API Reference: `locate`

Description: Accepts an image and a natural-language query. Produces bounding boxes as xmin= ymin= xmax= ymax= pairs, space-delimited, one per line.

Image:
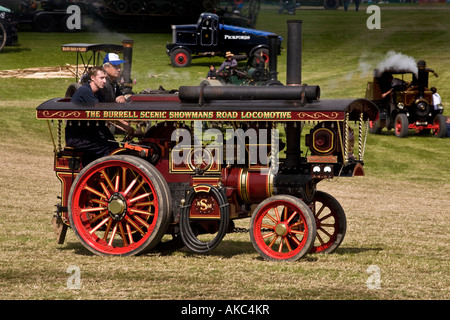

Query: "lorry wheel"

xmin=394 ymin=113 xmax=409 ymax=138
xmin=309 ymin=191 xmax=346 ymax=254
xmin=170 ymin=48 xmax=191 ymax=67
xmin=33 ymin=13 xmax=56 ymax=32
xmin=323 ymin=0 xmax=339 ymax=10
xmin=432 ymin=114 xmax=446 ymax=138
xmin=251 ymin=48 xmax=269 ymax=64
xmin=68 ymin=155 xmax=171 ymax=256
xmin=250 ymin=195 xmax=316 ymax=261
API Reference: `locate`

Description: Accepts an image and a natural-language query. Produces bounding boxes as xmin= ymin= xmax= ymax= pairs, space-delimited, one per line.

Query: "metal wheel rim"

xmin=69 ymin=159 xmax=161 ymax=255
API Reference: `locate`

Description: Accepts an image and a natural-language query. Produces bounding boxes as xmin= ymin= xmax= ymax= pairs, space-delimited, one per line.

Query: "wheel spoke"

xmin=123 ymin=177 xmax=138 ymax=197
xmin=319 ymin=212 xmax=333 ymax=222
xmin=87 ymin=210 xmax=109 ymax=224
xmin=283 ymin=237 xmax=293 ymax=252
xmin=100 ymin=182 xmax=111 ymax=199
xmin=263 ymin=231 xmax=276 ymax=239
xmin=118 ymin=222 xmax=128 ymax=247
xmin=125 ymin=216 xmax=145 ymax=236
xmin=315 ymin=203 xmax=326 ymax=218
xmin=126 ymin=222 xmax=134 ymax=244
xmin=114 ymin=175 xmax=120 ymax=192
xmin=100 ymin=169 xmax=114 ymax=191
xmin=129 ymin=179 xmax=146 ymax=198
xmin=274 ymin=206 xmax=281 ymax=221
xmin=268 ymin=234 xmax=279 ymax=248
xmin=84 ymin=185 xmax=107 ymax=200
xmin=81 ymin=206 xmax=107 ymax=213
xmin=103 ymin=219 xmax=113 ymax=241
xmin=90 ymin=217 xmax=110 ymax=234
xmin=286 ymin=211 xmax=298 ymax=224
xmin=129 ymin=192 xmax=152 ymax=203
xmin=108 ymin=223 xmax=118 ymax=246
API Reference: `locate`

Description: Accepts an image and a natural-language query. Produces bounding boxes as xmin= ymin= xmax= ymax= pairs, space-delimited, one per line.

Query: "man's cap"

xmin=103 ymin=53 xmax=126 ymax=65
xmin=225 ymin=51 xmax=234 ymax=58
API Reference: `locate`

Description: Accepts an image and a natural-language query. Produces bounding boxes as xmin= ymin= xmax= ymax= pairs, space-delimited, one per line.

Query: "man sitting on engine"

xmin=97 ymin=53 xmax=127 ymax=103
xmin=218 ymin=51 xmax=238 ymax=74
xmin=66 ymin=66 xmax=119 ymax=165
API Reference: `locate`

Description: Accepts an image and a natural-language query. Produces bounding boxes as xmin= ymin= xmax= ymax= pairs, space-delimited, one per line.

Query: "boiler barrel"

xmin=178 ymin=85 xmax=320 ymax=102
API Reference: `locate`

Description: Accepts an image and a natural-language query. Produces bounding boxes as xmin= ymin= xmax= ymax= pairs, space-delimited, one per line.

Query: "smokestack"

xmin=122 ymin=39 xmax=134 ymax=94
xmin=417 ymin=60 xmax=427 ymax=97
xmin=284 ymin=20 xmax=303 ymax=170
xmin=286 ymin=20 xmax=302 ymax=86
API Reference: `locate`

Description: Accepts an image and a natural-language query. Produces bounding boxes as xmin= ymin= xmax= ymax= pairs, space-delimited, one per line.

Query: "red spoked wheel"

xmin=309 ymin=191 xmax=346 ymax=254
xmin=250 ymin=195 xmax=316 ymax=261
xmin=68 ymin=155 xmax=171 ymax=256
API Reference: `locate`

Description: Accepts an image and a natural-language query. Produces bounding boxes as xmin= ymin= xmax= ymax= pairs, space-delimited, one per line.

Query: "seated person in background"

xmin=381 ymin=74 xmax=406 ymax=99
xmin=206 ymin=65 xmax=216 ymax=79
xmin=218 ymin=52 xmax=237 ymax=73
xmin=66 ymin=66 xmax=119 ymax=165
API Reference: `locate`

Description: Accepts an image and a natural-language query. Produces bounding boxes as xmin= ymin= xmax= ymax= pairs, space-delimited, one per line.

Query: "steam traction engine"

xmin=36 ymin=21 xmax=378 ymax=261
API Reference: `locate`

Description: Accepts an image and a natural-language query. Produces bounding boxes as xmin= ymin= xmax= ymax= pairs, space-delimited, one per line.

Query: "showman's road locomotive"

xmin=36 ymin=20 xmax=379 ymax=261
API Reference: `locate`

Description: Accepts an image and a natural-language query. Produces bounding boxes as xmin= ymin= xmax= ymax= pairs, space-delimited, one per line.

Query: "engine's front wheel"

xmin=68 ymin=155 xmax=171 ymax=256
xmin=250 ymin=195 xmax=316 ymax=261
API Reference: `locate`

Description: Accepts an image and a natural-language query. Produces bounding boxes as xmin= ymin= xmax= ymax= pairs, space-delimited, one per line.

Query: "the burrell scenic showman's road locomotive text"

xmin=36 ymin=20 xmax=379 ymax=261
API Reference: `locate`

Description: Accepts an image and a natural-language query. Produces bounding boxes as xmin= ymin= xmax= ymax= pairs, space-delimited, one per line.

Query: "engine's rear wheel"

xmin=68 ymin=155 xmax=171 ymax=256
xmin=250 ymin=195 xmax=316 ymax=261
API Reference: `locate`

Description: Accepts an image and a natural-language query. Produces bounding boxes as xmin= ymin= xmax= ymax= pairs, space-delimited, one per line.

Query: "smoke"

xmin=374 ymin=51 xmax=418 ymax=76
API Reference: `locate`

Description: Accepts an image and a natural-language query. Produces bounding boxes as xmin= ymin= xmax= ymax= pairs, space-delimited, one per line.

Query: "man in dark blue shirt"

xmin=66 ymin=66 xmax=119 ymax=165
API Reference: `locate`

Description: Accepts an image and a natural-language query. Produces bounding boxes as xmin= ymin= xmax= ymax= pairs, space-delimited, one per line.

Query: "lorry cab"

xmin=167 ymin=12 xmax=281 ymax=67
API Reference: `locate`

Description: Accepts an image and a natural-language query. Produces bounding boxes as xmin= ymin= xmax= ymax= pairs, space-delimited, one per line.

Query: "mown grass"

xmin=0 ymin=4 xmax=449 ymax=301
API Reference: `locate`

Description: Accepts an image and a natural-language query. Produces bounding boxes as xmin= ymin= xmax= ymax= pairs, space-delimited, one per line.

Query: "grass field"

xmin=0 ymin=4 xmax=449 ymax=302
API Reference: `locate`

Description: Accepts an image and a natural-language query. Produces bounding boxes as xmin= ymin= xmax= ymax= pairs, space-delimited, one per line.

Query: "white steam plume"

xmin=375 ymin=51 xmax=418 ymax=76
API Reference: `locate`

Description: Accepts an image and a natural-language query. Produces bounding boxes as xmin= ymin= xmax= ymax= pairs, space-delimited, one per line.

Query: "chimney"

xmin=122 ymin=39 xmax=134 ymax=94
xmin=286 ymin=20 xmax=302 ymax=86
xmin=284 ymin=20 xmax=303 ymax=170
